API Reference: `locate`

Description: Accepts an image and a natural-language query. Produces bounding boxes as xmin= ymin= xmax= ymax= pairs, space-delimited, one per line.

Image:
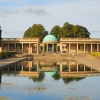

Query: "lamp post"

xmin=0 ymin=26 xmax=2 ymax=52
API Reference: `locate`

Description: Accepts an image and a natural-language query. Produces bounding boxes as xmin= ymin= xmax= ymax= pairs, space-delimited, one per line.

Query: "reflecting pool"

xmin=0 ymin=60 xmax=100 ymax=100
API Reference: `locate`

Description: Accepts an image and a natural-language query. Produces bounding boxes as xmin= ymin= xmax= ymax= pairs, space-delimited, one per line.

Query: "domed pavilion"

xmin=42 ymin=34 xmax=58 ymax=53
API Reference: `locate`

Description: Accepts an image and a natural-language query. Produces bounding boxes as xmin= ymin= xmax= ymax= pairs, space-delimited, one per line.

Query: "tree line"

xmin=23 ymin=22 xmax=90 ymax=42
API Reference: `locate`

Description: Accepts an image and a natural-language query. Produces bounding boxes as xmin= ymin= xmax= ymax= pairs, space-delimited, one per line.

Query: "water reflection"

xmin=0 ymin=60 xmax=100 ymax=84
xmin=30 ymin=72 xmax=45 ymax=82
xmin=0 ymin=60 xmax=100 ymax=100
xmin=62 ymin=77 xmax=85 ymax=84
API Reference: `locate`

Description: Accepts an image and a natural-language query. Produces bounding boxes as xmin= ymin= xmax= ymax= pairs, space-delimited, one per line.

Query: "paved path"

xmin=0 ymin=57 xmax=27 ymax=69
xmin=74 ymin=56 xmax=100 ymax=72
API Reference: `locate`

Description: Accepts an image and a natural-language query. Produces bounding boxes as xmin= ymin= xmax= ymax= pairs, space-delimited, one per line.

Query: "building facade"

xmin=1 ymin=34 xmax=100 ymax=54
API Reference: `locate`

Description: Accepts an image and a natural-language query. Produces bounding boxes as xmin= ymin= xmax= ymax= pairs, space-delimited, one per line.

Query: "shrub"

xmin=0 ymin=52 xmax=2 ymax=57
xmin=90 ymin=52 xmax=100 ymax=57
xmin=0 ymin=51 xmax=16 ymax=58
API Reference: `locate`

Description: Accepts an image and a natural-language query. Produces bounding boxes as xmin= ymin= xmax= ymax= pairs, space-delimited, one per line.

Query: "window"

xmin=85 ymin=45 xmax=86 ymax=49
xmin=14 ymin=45 xmax=15 ymax=49
xmin=95 ymin=44 xmax=97 ymax=49
xmin=3 ymin=44 xmax=5 ymax=49
xmin=20 ymin=44 xmax=22 ymax=49
xmin=78 ymin=45 xmax=80 ymax=49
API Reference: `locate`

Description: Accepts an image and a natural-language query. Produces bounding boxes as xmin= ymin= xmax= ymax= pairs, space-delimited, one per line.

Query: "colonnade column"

xmin=84 ymin=65 xmax=85 ymax=72
xmin=43 ymin=44 xmax=44 ymax=52
xmin=60 ymin=43 xmax=62 ymax=54
xmin=37 ymin=61 xmax=39 ymax=71
xmin=29 ymin=62 xmax=31 ymax=72
xmin=46 ymin=44 xmax=48 ymax=52
xmin=98 ymin=44 xmax=100 ymax=52
xmin=68 ymin=62 xmax=70 ymax=72
xmin=77 ymin=62 xmax=78 ymax=72
xmin=29 ymin=43 xmax=32 ymax=53
xmin=31 ymin=44 xmax=32 ymax=53
xmin=22 ymin=43 xmax=23 ymax=53
xmin=97 ymin=44 xmax=99 ymax=52
xmin=84 ymin=43 xmax=85 ymax=53
xmin=22 ymin=62 xmax=23 ymax=71
xmin=37 ymin=43 xmax=39 ymax=54
xmin=91 ymin=43 xmax=92 ymax=52
xmin=52 ymin=44 xmax=54 ymax=52
xmin=60 ymin=62 xmax=62 ymax=72
xmin=29 ymin=43 xmax=30 ymax=53
xmin=77 ymin=43 xmax=78 ymax=53
xmin=69 ymin=43 xmax=70 ymax=54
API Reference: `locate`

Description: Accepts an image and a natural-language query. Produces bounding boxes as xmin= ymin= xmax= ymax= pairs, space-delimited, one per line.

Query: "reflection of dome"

xmin=45 ymin=71 xmax=56 ymax=76
xmin=43 ymin=34 xmax=58 ymax=43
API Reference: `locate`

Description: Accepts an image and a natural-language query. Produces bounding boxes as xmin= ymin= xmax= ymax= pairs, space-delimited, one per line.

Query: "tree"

xmin=23 ymin=24 xmax=48 ymax=42
xmin=23 ymin=27 xmax=31 ymax=38
xmin=50 ymin=22 xmax=90 ymax=41
xmin=30 ymin=72 xmax=45 ymax=82
xmin=62 ymin=22 xmax=74 ymax=37
xmin=50 ymin=25 xmax=61 ymax=41
xmin=62 ymin=77 xmax=85 ymax=84
xmin=72 ymin=25 xmax=90 ymax=38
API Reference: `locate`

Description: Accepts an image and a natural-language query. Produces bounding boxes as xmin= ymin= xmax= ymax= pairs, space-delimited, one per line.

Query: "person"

xmin=72 ymin=52 xmax=74 ymax=58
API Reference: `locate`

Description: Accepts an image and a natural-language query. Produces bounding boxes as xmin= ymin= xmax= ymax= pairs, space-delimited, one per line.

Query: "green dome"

xmin=43 ymin=35 xmax=58 ymax=43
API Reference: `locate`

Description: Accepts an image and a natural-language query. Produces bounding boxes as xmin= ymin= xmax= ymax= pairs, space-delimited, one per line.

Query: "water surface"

xmin=0 ymin=60 xmax=100 ymax=100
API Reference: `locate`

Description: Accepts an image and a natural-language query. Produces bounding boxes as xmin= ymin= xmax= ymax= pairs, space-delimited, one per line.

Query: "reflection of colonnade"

xmin=0 ymin=70 xmax=1 ymax=89
xmin=0 ymin=70 xmax=1 ymax=84
xmin=60 ymin=61 xmax=97 ymax=73
xmin=2 ymin=61 xmax=39 ymax=77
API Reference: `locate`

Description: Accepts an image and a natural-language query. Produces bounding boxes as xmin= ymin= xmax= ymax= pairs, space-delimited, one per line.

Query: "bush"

xmin=0 ymin=52 xmax=2 ymax=57
xmin=0 ymin=51 xmax=17 ymax=58
xmin=90 ymin=52 xmax=100 ymax=57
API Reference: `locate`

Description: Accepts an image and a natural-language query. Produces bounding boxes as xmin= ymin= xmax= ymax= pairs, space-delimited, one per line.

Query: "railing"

xmin=2 ymin=38 xmax=100 ymax=41
xmin=60 ymin=38 xmax=100 ymax=41
xmin=2 ymin=38 xmax=39 ymax=41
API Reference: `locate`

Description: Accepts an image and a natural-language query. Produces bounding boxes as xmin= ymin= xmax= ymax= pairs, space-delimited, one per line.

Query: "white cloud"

xmin=2 ymin=31 xmax=24 ymax=38
xmin=0 ymin=13 xmax=6 ymax=17
xmin=0 ymin=6 xmax=48 ymax=17
xmin=22 ymin=6 xmax=48 ymax=15
xmin=0 ymin=7 xmax=19 ymax=17
xmin=0 ymin=0 xmax=100 ymax=38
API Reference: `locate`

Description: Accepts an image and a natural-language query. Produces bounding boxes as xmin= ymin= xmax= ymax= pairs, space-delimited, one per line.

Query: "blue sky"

xmin=0 ymin=0 xmax=100 ymax=38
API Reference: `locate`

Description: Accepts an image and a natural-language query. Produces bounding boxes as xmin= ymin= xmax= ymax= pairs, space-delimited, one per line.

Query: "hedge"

xmin=90 ymin=52 xmax=100 ymax=57
xmin=0 ymin=51 xmax=16 ymax=58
